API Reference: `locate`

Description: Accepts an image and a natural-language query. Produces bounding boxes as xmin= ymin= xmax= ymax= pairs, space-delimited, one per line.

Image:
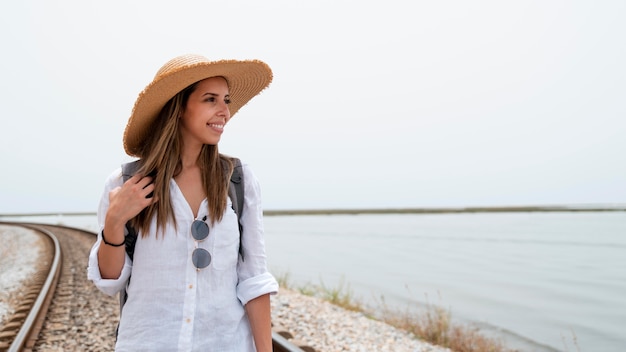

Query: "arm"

xmin=235 ymin=164 xmax=278 ymax=350
xmin=245 ymin=293 xmax=272 ymax=352
xmin=97 ymin=173 xmax=156 ymax=279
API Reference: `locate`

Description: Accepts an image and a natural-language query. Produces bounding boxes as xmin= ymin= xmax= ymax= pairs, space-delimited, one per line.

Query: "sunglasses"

xmin=191 ymin=216 xmax=211 ymax=270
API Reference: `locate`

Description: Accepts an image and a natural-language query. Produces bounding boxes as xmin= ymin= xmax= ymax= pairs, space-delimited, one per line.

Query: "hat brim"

xmin=123 ymin=58 xmax=272 ymax=156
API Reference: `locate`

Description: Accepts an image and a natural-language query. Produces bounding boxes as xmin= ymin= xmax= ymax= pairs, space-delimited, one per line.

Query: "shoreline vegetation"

xmin=277 ymin=274 xmax=579 ymax=352
xmin=278 ymin=274 xmax=521 ymax=352
xmin=2 ymin=204 xmax=625 ymax=217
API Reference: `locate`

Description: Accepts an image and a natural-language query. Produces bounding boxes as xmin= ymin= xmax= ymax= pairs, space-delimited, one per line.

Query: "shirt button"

xmin=189 ymin=284 xmax=193 ymax=289
xmin=186 ymin=318 xmax=191 ymax=323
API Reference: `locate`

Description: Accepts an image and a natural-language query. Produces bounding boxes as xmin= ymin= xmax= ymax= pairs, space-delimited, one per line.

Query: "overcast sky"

xmin=1 ymin=0 xmax=624 ymax=213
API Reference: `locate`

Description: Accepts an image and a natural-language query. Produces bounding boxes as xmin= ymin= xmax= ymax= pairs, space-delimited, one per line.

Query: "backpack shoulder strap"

xmin=121 ymin=160 xmax=141 ymax=182
xmin=121 ymin=160 xmax=141 ymax=261
xmin=116 ymin=160 xmax=142 ymax=334
xmin=228 ymin=157 xmax=246 ymax=261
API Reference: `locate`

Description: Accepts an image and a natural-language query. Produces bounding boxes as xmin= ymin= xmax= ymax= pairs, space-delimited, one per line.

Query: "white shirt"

xmin=87 ymin=162 xmax=279 ymax=352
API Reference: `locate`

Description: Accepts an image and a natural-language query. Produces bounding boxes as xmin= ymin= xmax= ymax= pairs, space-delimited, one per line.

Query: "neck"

xmin=180 ymin=143 xmax=203 ymax=169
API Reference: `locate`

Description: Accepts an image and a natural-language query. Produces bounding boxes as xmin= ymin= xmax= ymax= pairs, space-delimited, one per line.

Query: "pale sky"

xmin=1 ymin=0 xmax=624 ymax=213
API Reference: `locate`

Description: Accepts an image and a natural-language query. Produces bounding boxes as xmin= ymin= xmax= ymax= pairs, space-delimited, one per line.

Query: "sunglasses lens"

xmin=191 ymin=220 xmax=209 ymax=241
xmin=192 ymin=248 xmax=211 ymax=269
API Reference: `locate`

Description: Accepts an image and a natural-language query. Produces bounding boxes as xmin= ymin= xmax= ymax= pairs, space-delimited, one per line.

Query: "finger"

xmin=127 ymin=173 xmax=155 ymax=189
xmin=128 ymin=173 xmax=152 ymax=187
xmin=117 ymin=177 xmax=153 ymax=204
xmin=149 ymin=195 xmax=160 ymax=205
xmin=142 ymin=182 xmax=156 ymax=199
xmin=127 ymin=173 xmax=144 ymax=184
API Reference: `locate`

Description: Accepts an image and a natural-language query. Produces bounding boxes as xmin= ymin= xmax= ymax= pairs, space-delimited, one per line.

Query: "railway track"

xmin=0 ymin=222 xmax=313 ymax=352
xmin=0 ymin=223 xmax=60 ymax=352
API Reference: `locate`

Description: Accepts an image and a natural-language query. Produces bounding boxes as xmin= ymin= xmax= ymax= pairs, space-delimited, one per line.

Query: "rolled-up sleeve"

xmin=86 ymin=168 xmax=133 ymax=297
xmin=237 ymin=272 xmax=279 ymax=305
xmin=236 ymin=164 xmax=279 ymax=305
xmin=87 ymin=239 xmax=133 ymax=296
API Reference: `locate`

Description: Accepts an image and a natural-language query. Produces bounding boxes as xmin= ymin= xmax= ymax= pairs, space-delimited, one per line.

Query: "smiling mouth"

xmin=208 ymin=123 xmax=224 ymax=128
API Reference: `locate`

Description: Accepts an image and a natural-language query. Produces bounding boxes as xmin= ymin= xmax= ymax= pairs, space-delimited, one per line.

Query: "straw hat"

xmin=123 ymin=54 xmax=273 ymax=156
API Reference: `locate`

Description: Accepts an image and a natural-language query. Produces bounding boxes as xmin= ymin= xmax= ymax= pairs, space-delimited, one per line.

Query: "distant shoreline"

xmin=263 ymin=205 xmax=626 ymax=216
xmin=2 ymin=205 xmax=625 ymax=218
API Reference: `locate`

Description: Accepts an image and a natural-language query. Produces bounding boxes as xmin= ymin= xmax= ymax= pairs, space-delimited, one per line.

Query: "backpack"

xmin=116 ymin=157 xmax=245 ymax=325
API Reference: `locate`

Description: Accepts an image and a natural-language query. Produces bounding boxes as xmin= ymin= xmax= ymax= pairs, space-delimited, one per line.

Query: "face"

xmin=179 ymin=76 xmax=231 ymax=148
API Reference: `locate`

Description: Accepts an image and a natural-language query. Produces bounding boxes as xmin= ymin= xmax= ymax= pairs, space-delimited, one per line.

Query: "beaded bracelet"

xmin=102 ymin=230 xmax=125 ymax=247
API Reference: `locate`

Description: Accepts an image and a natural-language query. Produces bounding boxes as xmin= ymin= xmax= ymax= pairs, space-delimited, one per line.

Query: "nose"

xmin=217 ymin=103 xmax=230 ymax=123
xmin=218 ymin=100 xmax=231 ymax=119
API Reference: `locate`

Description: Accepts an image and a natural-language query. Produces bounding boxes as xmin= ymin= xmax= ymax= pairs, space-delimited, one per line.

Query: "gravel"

xmin=0 ymin=224 xmax=44 ymax=325
xmin=271 ymin=287 xmax=452 ymax=352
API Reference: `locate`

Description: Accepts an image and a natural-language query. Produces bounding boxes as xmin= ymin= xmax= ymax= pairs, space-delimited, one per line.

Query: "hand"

xmin=106 ymin=174 xmax=158 ymax=227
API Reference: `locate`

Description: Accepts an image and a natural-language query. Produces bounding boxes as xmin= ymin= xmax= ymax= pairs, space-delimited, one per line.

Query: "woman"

xmin=88 ymin=54 xmax=278 ymax=351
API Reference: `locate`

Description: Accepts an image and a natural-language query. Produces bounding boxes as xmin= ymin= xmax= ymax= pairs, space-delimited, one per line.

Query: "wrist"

xmin=101 ymin=229 xmax=125 ymax=247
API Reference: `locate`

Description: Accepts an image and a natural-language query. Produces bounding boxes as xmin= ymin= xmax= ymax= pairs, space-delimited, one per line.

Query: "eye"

xmin=224 ymin=98 xmax=232 ymax=105
xmin=204 ymin=96 xmax=216 ymax=102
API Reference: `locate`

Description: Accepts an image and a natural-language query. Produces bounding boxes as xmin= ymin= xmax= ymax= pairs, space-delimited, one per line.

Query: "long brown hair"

xmin=131 ymin=81 xmax=234 ymax=237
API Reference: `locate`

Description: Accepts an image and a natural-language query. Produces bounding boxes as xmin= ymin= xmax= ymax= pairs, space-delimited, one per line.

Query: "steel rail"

xmin=7 ymin=224 xmax=62 ymax=352
xmin=272 ymin=331 xmax=310 ymax=352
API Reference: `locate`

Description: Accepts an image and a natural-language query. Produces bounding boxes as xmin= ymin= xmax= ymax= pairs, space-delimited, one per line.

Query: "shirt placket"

xmin=178 ymin=221 xmax=199 ymax=351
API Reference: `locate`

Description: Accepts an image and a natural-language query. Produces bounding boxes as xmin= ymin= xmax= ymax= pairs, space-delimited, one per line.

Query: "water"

xmin=262 ymin=212 xmax=626 ymax=352
xmin=3 ymin=211 xmax=624 ymax=351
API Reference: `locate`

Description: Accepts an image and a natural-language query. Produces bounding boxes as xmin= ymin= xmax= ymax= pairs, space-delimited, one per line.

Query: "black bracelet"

xmin=102 ymin=230 xmax=125 ymax=247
